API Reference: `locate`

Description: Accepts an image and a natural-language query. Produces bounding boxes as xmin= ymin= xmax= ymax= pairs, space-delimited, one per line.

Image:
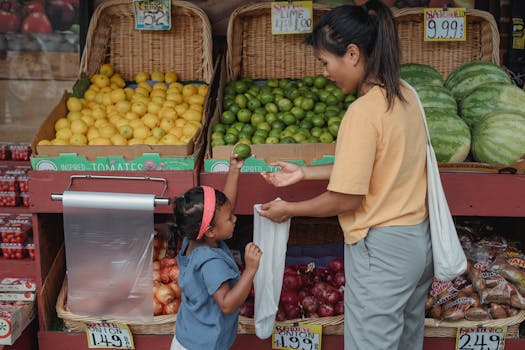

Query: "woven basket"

xmin=238 ymin=315 xmax=344 ymax=335
xmin=226 ymin=2 xmax=333 ymax=82
xmin=56 ymin=278 xmax=176 ymax=334
xmin=394 ymin=8 xmax=500 ymax=78
xmin=80 ymin=0 xmax=213 ymax=84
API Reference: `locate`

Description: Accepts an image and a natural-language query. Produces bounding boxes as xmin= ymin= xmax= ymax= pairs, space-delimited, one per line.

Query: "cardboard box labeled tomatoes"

xmin=0 ymin=302 xmax=35 ymax=345
xmin=30 ymin=93 xmax=204 ymax=171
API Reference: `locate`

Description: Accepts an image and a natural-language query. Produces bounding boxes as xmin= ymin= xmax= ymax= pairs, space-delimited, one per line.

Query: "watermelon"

xmin=471 ymin=112 xmax=525 ymax=165
xmin=445 ymin=61 xmax=512 ymax=101
xmin=460 ymin=83 xmax=525 ymax=128
xmin=414 ymin=84 xmax=457 ymax=113
xmin=425 ymin=109 xmax=471 ymax=163
xmin=401 ymin=63 xmax=444 ymax=87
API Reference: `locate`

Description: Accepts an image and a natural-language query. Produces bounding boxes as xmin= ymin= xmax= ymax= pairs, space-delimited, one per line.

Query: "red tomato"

xmin=0 ymin=9 xmax=20 ymax=32
xmin=21 ymin=11 xmax=52 ymax=33
xmin=22 ymin=1 xmax=45 ymax=17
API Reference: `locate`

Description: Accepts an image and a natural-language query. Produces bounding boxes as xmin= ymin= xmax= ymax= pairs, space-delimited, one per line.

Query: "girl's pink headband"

xmin=196 ymin=186 xmax=216 ymax=240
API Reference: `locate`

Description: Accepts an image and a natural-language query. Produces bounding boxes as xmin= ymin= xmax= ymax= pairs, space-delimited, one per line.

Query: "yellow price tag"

xmin=456 ymin=326 xmax=507 ymax=350
xmin=85 ymin=322 xmax=135 ymax=349
xmin=424 ymin=8 xmax=466 ymax=42
xmin=271 ymin=1 xmax=313 ymax=35
xmin=272 ymin=322 xmax=322 ymax=350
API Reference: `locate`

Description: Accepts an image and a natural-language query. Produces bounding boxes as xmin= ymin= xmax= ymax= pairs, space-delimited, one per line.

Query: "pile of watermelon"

xmin=401 ymin=61 xmax=525 ymax=166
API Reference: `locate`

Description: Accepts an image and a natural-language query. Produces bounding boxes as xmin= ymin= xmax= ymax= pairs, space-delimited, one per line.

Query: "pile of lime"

xmin=211 ymin=76 xmax=356 ymax=146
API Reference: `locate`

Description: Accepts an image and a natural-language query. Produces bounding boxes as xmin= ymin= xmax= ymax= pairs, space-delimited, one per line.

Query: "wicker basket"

xmin=238 ymin=315 xmax=344 ymax=335
xmin=80 ymin=0 xmax=213 ymax=84
xmin=394 ymin=7 xmax=500 ymax=78
xmin=226 ymin=2 xmax=333 ymax=82
xmin=56 ymin=278 xmax=177 ymax=334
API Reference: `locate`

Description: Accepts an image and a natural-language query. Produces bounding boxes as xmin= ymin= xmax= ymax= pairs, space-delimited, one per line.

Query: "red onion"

xmin=284 ymin=266 xmax=297 ymax=275
xmin=319 ymin=303 xmax=335 ymax=317
xmin=306 ymin=312 xmax=319 ymax=318
xmin=327 ymin=258 xmax=344 ymax=273
xmin=298 ymin=289 xmax=311 ymax=302
xmin=332 ymin=271 xmax=346 ymax=288
xmin=284 ymin=303 xmax=301 ymax=319
xmin=334 ymin=301 xmax=345 ymax=315
xmin=283 ymin=273 xmax=301 ymax=291
xmin=301 ymin=295 xmax=319 ymax=313
xmin=276 ymin=308 xmax=287 ymax=321
xmin=325 ymin=288 xmax=342 ymax=304
xmin=311 ymin=282 xmax=330 ymax=300
xmin=280 ymin=290 xmax=299 ymax=306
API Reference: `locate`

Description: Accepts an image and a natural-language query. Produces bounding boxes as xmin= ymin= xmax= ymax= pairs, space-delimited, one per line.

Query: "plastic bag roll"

xmin=62 ymin=191 xmax=155 ymax=321
xmin=253 ymin=203 xmax=290 ymax=339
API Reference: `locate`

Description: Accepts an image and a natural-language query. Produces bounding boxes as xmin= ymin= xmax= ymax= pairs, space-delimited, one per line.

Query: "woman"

xmin=259 ymin=1 xmax=433 ymax=349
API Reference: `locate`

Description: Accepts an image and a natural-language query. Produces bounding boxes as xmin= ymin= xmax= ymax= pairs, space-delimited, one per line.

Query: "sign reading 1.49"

xmin=424 ymin=8 xmax=466 ymax=42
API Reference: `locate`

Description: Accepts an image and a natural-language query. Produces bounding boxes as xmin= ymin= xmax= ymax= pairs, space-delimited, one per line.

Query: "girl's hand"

xmin=258 ymin=199 xmax=291 ymax=223
xmin=244 ymin=242 xmax=262 ymax=272
xmin=261 ymin=161 xmax=304 ymax=187
xmin=230 ymin=152 xmax=245 ymax=171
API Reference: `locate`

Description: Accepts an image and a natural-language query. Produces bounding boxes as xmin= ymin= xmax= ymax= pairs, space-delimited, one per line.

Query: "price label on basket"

xmin=424 ymin=8 xmax=466 ymax=42
xmin=85 ymin=322 xmax=135 ymax=349
xmin=272 ymin=322 xmax=322 ymax=350
xmin=133 ymin=0 xmax=171 ymax=30
xmin=271 ymin=1 xmax=313 ymax=35
xmin=456 ymin=326 xmax=507 ymax=350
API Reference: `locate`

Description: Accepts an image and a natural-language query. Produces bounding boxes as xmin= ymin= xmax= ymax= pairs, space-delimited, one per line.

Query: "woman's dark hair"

xmin=171 ymin=186 xmax=228 ymax=241
xmin=307 ymin=0 xmax=404 ymax=109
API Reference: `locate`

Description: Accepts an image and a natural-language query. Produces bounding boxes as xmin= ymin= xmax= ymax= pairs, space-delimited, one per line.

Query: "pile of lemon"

xmin=39 ymin=64 xmax=208 ymax=146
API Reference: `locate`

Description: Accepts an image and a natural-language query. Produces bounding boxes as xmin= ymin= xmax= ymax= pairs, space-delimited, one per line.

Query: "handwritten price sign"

xmin=85 ymin=322 xmax=134 ymax=349
xmin=424 ymin=8 xmax=466 ymax=42
xmin=456 ymin=327 xmax=507 ymax=350
xmin=272 ymin=322 xmax=322 ymax=350
xmin=133 ymin=0 xmax=171 ymax=30
xmin=271 ymin=1 xmax=313 ymax=35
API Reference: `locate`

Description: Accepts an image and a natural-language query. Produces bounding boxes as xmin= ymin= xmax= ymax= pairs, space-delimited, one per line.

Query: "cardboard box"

xmin=30 ymin=93 xmax=204 ymax=171
xmin=0 ymin=279 xmax=36 ymax=293
xmin=0 ymin=302 xmax=35 ymax=345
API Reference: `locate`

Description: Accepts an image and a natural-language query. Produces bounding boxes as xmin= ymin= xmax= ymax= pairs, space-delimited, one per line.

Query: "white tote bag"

xmin=404 ymin=81 xmax=467 ymax=281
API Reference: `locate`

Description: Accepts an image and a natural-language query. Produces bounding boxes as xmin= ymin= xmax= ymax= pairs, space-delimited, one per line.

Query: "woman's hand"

xmin=260 ymin=161 xmax=305 ymax=187
xmin=258 ymin=199 xmax=291 ymax=223
xmin=230 ymin=152 xmax=245 ymax=171
xmin=244 ymin=242 xmax=262 ymax=272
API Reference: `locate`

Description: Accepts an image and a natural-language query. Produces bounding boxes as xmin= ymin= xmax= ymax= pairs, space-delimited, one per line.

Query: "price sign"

xmin=85 ymin=322 xmax=135 ymax=349
xmin=271 ymin=1 xmax=313 ymax=35
xmin=133 ymin=0 xmax=171 ymax=30
xmin=424 ymin=8 xmax=466 ymax=42
xmin=272 ymin=322 xmax=322 ymax=350
xmin=456 ymin=326 xmax=507 ymax=350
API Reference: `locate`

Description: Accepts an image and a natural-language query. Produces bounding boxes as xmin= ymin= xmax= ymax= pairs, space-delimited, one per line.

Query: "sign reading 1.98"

xmin=272 ymin=323 xmax=322 ymax=350
xmin=424 ymin=8 xmax=466 ymax=42
xmin=85 ymin=322 xmax=135 ymax=349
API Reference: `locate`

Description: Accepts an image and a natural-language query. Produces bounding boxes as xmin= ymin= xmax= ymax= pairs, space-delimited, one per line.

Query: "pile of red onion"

xmin=240 ymin=258 xmax=345 ymax=320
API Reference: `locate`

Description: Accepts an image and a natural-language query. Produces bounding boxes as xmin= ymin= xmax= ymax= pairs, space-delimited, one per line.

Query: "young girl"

xmin=260 ymin=1 xmax=433 ymax=349
xmin=170 ymin=154 xmax=262 ymax=350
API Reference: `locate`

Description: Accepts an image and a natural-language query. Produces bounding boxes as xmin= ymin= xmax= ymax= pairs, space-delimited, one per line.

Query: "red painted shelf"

xmin=200 ymin=172 xmax=525 ymax=216
xmin=0 ymin=207 xmax=32 ymax=214
xmin=0 ymin=258 xmax=36 ymax=279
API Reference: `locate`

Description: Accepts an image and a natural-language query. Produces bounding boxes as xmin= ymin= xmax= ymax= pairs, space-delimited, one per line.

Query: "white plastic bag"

xmin=252 ymin=204 xmax=291 ymax=339
xmin=404 ymin=81 xmax=467 ymax=281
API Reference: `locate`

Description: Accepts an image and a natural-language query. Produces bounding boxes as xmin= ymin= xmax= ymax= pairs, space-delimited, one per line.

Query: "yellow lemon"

xmin=151 ymin=71 xmax=164 ymax=82
xmin=189 ymin=104 xmax=203 ymax=113
xmin=151 ymin=127 xmax=166 ymax=139
xmin=124 ymin=111 xmax=140 ymax=121
xmin=147 ymin=102 xmax=163 ymax=116
xmin=165 ymin=71 xmax=178 ymax=84
xmin=182 ymin=109 xmax=202 ymax=122
xmin=110 ymin=74 xmax=126 ymax=88
xmin=129 ymin=119 xmax=145 ymax=129
xmin=99 ymin=124 xmax=118 ymax=138
xmin=124 ymin=87 xmax=135 ymax=99
xmin=160 ymin=107 xmax=177 ymax=120
xmin=55 ymin=117 xmax=70 ymax=131
xmin=67 ymin=111 xmax=82 ymax=121
xmin=174 ymin=103 xmax=189 ymax=117
xmin=182 ymin=123 xmax=199 ymax=138
xmin=152 ymin=82 xmax=167 ymax=91
xmin=119 ymin=124 xmax=134 ymax=139
xmin=92 ymin=107 xmax=107 ymax=120
xmin=89 ymin=84 xmax=100 ymax=92
xmin=80 ymin=115 xmax=95 ymax=127
xmin=89 ymin=137 xmax=112 ymax=145
xmin=160 ymin=134 xmax=179 ymax=145
xmin=144 ymin=136 xmax=159 ymax=145
xmin=174 ymin=118 xmax=186 ymax=128
xmin=128 ymin=138 xmax=145 ymax=145
xmin=187 ymin=120 xmax=202 ymax=129
xmin=37 ymin=139 xmax=52 ymax=146
xmin=70 ymin=133 xmax=88 ymax=145
xmin=84 ymin=89 xmax=97 ymax=102
xmin=150 ymin=89 xmax=166 ymax=99
xmin=94 ymin=118 xmax=110 ymax=128
xmin=198 ymin=85 xmax=209 ymax=96
xmin=135 ymin=71 xmax=149 ymax=83
xmin=159 ymin=117 xmax=176 ymax=132
xmin=99 ymin=64 xmax=114 ymax=77
xmin=80 ymin=108 xmax=93 ymax=117
xmin=134 ymin=87 xmax=150 ymax=97
xmin=115 ymin=100 xmax=131 ymax=114
xmin=100 ymin=86 xmax=112 ymax=93
xmin=87 ymin=127 xmax=101 ymax=141
xmin=70 ymin=119 xmax=88 ymax=134
xmin=110 ymin=134 xmax=128 ymax=145
xmin=187 ymin=94 xmax=205 ymax=106
xmin=169 ymin=127 xmax=183 ymax=138
xmin=151 ymin=96 xmax=165 ymax=105
xmin=131 ymin=102 xmax=148 ymax=116
xmin=182 ymin=84 xmax=198 ymax=97
xmin=180 ymin=135 xmax=191 ymax=144
xmin=95 ymin=92 xmax=104 ymax=104
xmin=113 ymin=118 xmax=128 ymax=128
xmin=110 ymin=89 xmax=126 ymax=103
xmin=93 ymin=74 xmax=110 ymax=89
xmin=102 ymin=93 xmax=113 ymax=106
xmin=55 ymin=128 xmax=72 ymax=141
xmin=166 ymin=92 xmax=184 ymax=104
xmin=137 ymin=81 xmax=153 ymax=92
xmin=51 ymin=138 xmax=69 ymax=145
xmin=170 ymin=82 xmax=183 ymax=91
xmin=142 ymin=113 xmax=160 ymax=129
xmin=133 ymin=125 xmax=151 ymax=139
xmin=66 ymin=97 xmax=83 ymax=112
xmin=163 ymin=101 xmax=177 ymax=110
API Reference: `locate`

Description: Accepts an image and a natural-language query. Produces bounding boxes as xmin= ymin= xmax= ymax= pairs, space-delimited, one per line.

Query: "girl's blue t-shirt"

xmin=175 ymin=237 xmax=240 ymax=350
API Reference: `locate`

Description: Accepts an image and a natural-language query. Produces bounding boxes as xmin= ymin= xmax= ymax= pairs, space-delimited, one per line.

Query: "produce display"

xmin=212 ymin=76 xmax=356 ymax=147
xmin=426 ymin=224 xmax=525 ymax=321
xmin=0 ymin=214 xmax=32 ymax=260
xmin=0 ymin=165 xmax=30 ymax=207
xmin=152 ymin=232 xmax=180 ymax=316
xmin=402 ymin=61 xmax=525 ymax=165
xmin=37 ymin=65 xmax=208 ymax=146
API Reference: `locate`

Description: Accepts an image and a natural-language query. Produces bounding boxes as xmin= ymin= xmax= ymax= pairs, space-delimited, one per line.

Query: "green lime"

xmin=223 ymin=98 xmax=235 ymax=110
xmin=285 ymin=125 xmax=300 ymax=134
xmin=306 ymin=136 xmax=319 ymax=143
xmin=251 ymin=135 xmax=266 ymax=144
xmin=233 ymin=81 xmax=248 ymax=94
xmin=238 ymin=137 xmax=252 ymax=145
xmin=238 ymin=131 xmax=252 ymax=140
xmin=266 ymin=79 xmax=279 ymax=88
xmin=225 ymin=127 xmax=239 ymax=136
xmin=251 ymin=113 xmax=265 ymax=126
xmin=303 ymin=75 xmax=314 ymax=86
xmin=233 ymin=143 xmax=252 ymax=160
xmin=265 ymin=102 xmax=278 ymax=114
xmin=328 ymin=121 xmax=340 ymax=137
xmin=269 ymin=129 xmax=282 ymax=138
xmin=224 ymin=133 xmax=238 ymax=145
xmin=293 ymin=96 xmax=304 ymax=108
xmin=213 ymin=123 xmax=226 ymax=134
xmin=234 ymin=94 xmax=248 ymax=109
xmin=311 ymin=127 xmax=323 ymax=138
xmin=313 ymin=102 xmax=327 ymax=114
xmin=313 ymin=75 xmax=328 ymax=89
xmin=277 ymin=98 xmax=293 ymax=112
xmin=237 ymin=109 xmax=252 ymax=123
xmin=272 ymin=87 xmax=284 ymax=96
xmin=248 ymin=85 xmax=260 ymax=96
xmin=220 ymin=111 xmax=236 ymax=125
xmin=247 ymin=98 xmax=261 ymax=111
xmin=228 ymin=103 xmax=241 ymax=115
xmin=280 ymin=136 xmax=296 ymax=144
xmin=290 ymin=106 xmax=305 ymax=120
xmin=257 ymin=122 xmax=271 ymax=132
xmin=271 ymin=120 xmax=285 ymax=131
xmin=318 ymin=90 xmax=330 ymax=102
xmin=311 ymin=115 xmax=325 ymax=128
xmin=299 ymin=119 xmax=313 ymax=130
xmin=292 ymin=133 xmax=306 ymax=143
xmin=319 ymin=131 xmax=334 ymax=143
xmin=282 ymin=112 xmax=297 ymax=126
xmin=265 ymin=136 xmax=280 ymax=144
xmin=301 ymin=98 xmax=315 ymax=111
xmin=258 ymin=92 xmax=275 ymax=104
xmin=241 ymin=124 xmax=255 ymax=136
xmin=325 ymin=94 xmax=339 ymax=106
xmin=265 ymin=112 xmax=278 ymax=125
xmin=333 ymin=88 xmax=345 ymax=102
xmin=211 ymin=139 xmax=225 ymax=147
xmin=254 ymin=129 xmax=268 ymax=138
xmin=254 ymin=107 xmax=267 ymax=116
xmin=327 ymin=116 xmax=342 ymax=126
xmin=345 ymin=94 xmax=357 ymax=106
xmin=211 ymin=132 xmax=224 ymax=141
